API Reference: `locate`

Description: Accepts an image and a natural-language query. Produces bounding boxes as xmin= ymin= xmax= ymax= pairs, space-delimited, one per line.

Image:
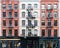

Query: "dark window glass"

xmin=22 ymin=29 xmax=25 ymax=36
xmin=14 ymin=12 xmax=18 ymax=17
xmin=15 ymin=20 xmax=18 ymax=26
xmin=22 ymin=12 xmax=25 ymax=18
xmin=22 ymin=20 xmax=25 ymax=26
xmin=22 ymin=4 xmax=25 ymax=9
xmin=8 ymin=4 xmax=12 ymax=9
xmin=48 ymin=12 xmax=52 ymax=17
xmin=14 ymin=30 xmax=18 ymax=36
xmin=2 ymin=4 xmax=6 ymax=9
xmin=3 ymin=29 xmax=6 ymax=36
xmin=28 ymin=20 xmax=31 ymax=26
xmin=28 ymin=29 xmax=32 ymax=36
xmin=34 ymin=20 xmax=37 ymax=26
xmin=9 ymin=20 xmax=12 ymax=26
xmin=54 ymin=29 xmax=57 ymax=37
xmin=9 ymin=29 xmax=12 ymax=36
xmin=48 ymin=20 xmax=51 ymax=26
xmin=3 ymin=20 xmax=6 ymax=26
xmin=3 ymin=12 xmax=6 ymax=17
xmin=14 ymin=4 xmax=18 ymax=9
xmin=42 ymin=29 xmax=45 ymax=37
xmin=54 ymin=20 xmax=57 ymax=26
xmin=41 ymin=20 xmax=45 ymax=26
xmin=8 ymin=12 xmax=12 ymax=17
xmin=48 ymin=29 xmax=51 ymax=37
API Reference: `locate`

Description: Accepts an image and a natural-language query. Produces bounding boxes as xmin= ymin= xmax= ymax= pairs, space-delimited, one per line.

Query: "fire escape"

xmin=7 ymin=4 xmax=13 ymax=37
xmin=46 ymin=7 xmax=53 ymax=28
xmin=26 ymin=7 xmax=36 ymax=36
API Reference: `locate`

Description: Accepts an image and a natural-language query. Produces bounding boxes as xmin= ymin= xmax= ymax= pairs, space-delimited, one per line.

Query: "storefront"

xmin=0 ymin=36 xmax=20 ymax=48
xmin=0 ymin=37 xmax=59 ymax=48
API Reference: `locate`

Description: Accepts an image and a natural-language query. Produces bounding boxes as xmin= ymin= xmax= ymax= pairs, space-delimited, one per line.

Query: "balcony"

xmin=7 ymin=8 xmax=13 ymax=11
xmin=27 ymin=16 xmax=35 ymax=19
xmin=47 ymin=16 xmax=53 ymax=19
xmin=27 ymin=8 xmax=33 ymax=11
xmin=34 ymin=34 xmax=37 ymax=36
xmin=8 ymin=16 xmax=13 ymax=19
xmin=46 ymin=26 xmax=53 ymax=28
xmin=26 ymin=25 xmax=35 ymax=28
xmin=46 ymin=7 xmax=53 ymax=11
xmin=8 ymin=25 xmax=13 ymax=28
xmin=28 ymin=32 xmax=33 ymax=36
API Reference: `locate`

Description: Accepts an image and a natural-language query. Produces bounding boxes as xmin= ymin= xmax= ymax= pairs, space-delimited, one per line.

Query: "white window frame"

xmin=54 ymin=4 xmax=58 ymax=9
xmin=41 ymin=11 xmax=45 ymax=17
xmin=41 ymin=4 xmax=45 ymax=9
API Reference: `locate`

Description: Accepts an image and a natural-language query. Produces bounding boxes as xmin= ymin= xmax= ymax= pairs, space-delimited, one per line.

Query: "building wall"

xmin=1 ymin=0 xmax=19 ymax=36
xmin=19 ymin=1 xmax=40 ymax=36
xmin=40 ymin=0 xmax=58 ymax=37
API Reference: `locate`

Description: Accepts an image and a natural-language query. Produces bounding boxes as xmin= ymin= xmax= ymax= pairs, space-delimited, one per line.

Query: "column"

xmin=6 ymin=40 xmax=9 ymax=48
xmin=12 ymin=40 xmax=15 ymax=48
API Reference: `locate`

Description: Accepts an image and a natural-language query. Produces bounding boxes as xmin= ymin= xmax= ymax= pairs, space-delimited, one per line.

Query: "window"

xmin=22 ymin=20 xmax=25 ymax=26
xmin=3 ymin=29 xmax=6 ymax=36
xmin=34 ymin=29 xmax=38 ymax=36
xmin=42 ymin=29 xmax=45 ymax=37
xmin=14 ymin=4 xmax=18 ymax=9
xmin=54 ymin=12 xmax=58 ymax=18
xmin=9 ymin=20 xmax=12 ymax=26
xmin=8 ymin=4 xmax=12 ymax=9
xmin=48 ymin=12 xmax=52 ymax=17
xmin=48 ymin=4 xmax=52 ymax=9
xmin=41 ymin=20 xmax=45 ymax=26
xmin=34 ymin=12 xmax=38 ymax=17
xmin=28 ymin=4 xmax=32 ymax=9
xmin=28 ymin=29 xmax=32 ymax=36
xmin=28 ymin=20 xmax=31 ymax=26
xmin=3 ymin=12 xmax=6 ymax=17
xmin=2 ymin=4 xmax=6 ymax=9
xmin=8 ymin=12 xmax=12 ymax=17
xmin=54 ymin=29 xmax=57 ymax=37
xmin=22 ymin=4 xmax=25 ymax=9
xmin=54 ymin=4 xmax=58 ymax=9
xmin=34 ymin=4 xmax=38 ymax=8
xmin=22 ymin=12 xmax=25 ymax=18
xmin=48 ymin=29 xmax=51 ymax=37
xmin=9 ymin=29 xmax=12 ymax=36
xmin=14 ymin=30 xmax=18 ymax=36
xmin=14 ymin=12 xmax=18 ymax=17
xmin=54 ymin=20 xmax=57 ymax=26
xmin=22 ymin=29 xmax=25 ymax=36
xmin=34 ymin=20 xmax=37 ymax=26
xmin=14 ymin=20 xmax=18 ymax=26
xmin=3 ymin=20 xmax=6 ymax=26
xmin=41 ymin=11 xmax=45 ymax=17
xmin=41 ymin=4 xmax=45 ymax=9
xmin=28 ymin=12 xmax=32 ymax=17
xmin=48 ymin=20 xmax=51 ymax=26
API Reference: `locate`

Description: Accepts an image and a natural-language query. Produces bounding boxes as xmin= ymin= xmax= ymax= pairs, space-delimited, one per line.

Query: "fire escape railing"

xmin=26 ymin=7 xmax=36 ymax=36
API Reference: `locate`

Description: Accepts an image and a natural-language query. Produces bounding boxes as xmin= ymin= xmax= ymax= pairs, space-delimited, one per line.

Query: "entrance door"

xmin=40 ymin=42 xmax=45 ymax=48
xmin=46 ymin=41 xmax=53 ymax=48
